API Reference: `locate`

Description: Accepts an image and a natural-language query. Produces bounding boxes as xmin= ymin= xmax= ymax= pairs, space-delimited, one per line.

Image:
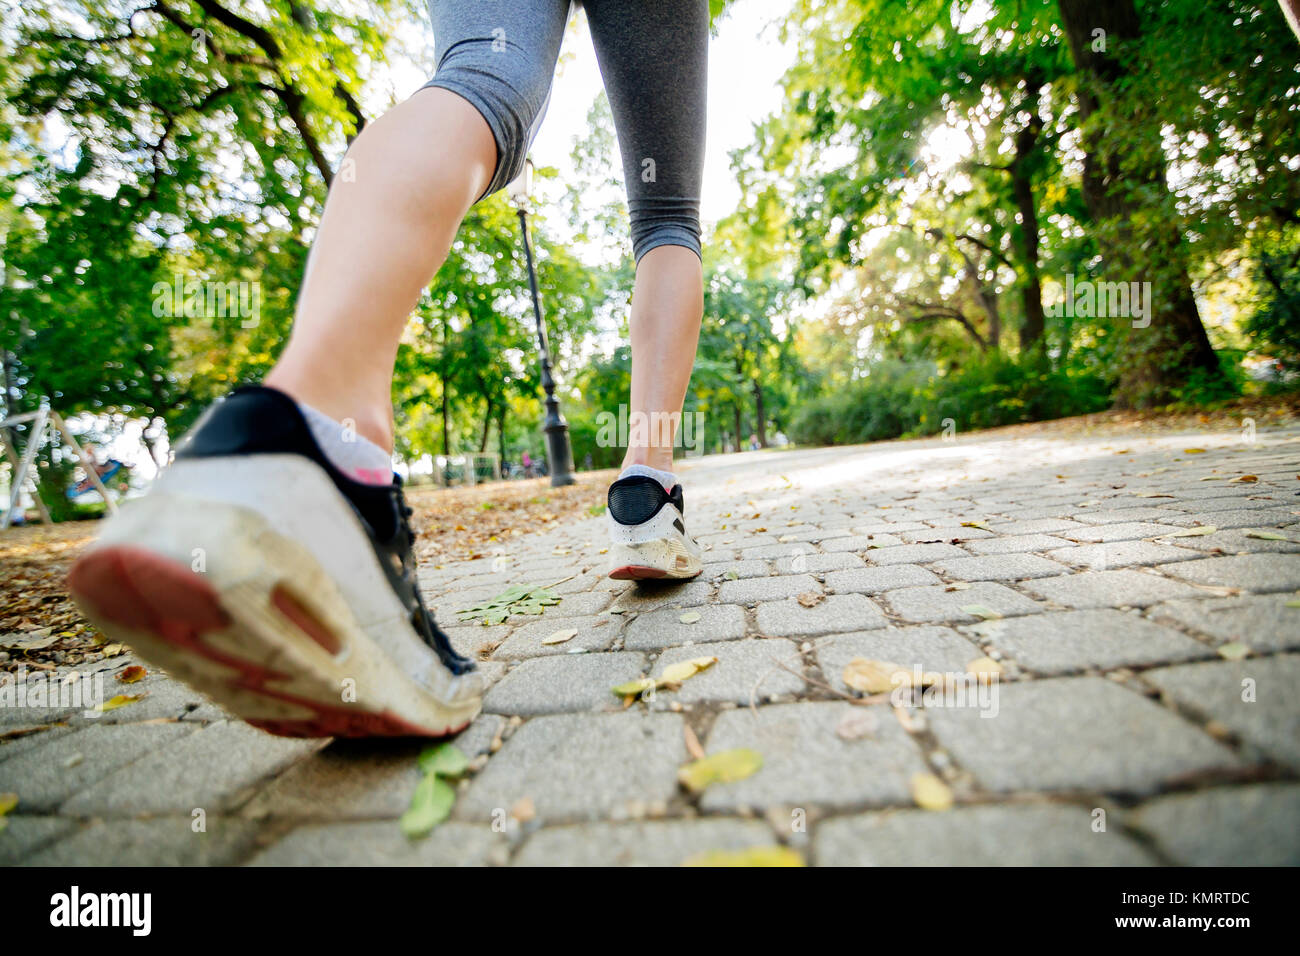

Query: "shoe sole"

xmin=69 ymin=500 xmax=481 ymax=739
xmin=606 ymin=541 xmax=702 ymax=581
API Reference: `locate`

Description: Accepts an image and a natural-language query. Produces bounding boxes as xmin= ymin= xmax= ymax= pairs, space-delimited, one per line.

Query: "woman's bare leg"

xmin=620 ymin=246 xmax=704 ymax=473
xmin=264 ymin=87 xmax=496 ymax=451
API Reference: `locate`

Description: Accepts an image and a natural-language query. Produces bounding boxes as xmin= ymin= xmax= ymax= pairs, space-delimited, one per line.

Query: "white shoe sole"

xmin=69 ymin=462 xmax=481 ymax=738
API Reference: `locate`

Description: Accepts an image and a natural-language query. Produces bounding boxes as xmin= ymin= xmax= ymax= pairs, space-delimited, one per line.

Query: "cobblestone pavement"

xmin=4 ymin=425 xmax=1299 ymax=865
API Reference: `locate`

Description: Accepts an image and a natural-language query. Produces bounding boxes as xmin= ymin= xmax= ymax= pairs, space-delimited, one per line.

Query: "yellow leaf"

xmin=910 ymin=772 xmax=954 ymax=811
xmin=966 ymin=657 xmax=1003 ymax=678
xmin=1217 ymin=642 xmax=1250 ymax=661
xmin=1184 ymin=448 xmax=1207 ymax=454
xmin=97 ymin=694 xmax=144 ymax=712
xmin=683 ymin=846 xmax=804 ymax=867
xmin=842 ymin=658 xmax=905 ymax=694
xmin=678 ymin=748 xmax=763 ymax=793
xmin=678 ymin=611 xmax=702 ymax=625
xmin=961 ymin=604 xmax=1003 ymax=620
xmin=611 ymin=677 xmax=657 ymax=699
xmin=541 ymin=628 xmax=579 ymax=646
xmin=1160 ymin=525 xmax=1217 ymax=538
xmin=1229 ymin=474 xmax=1258 ymax=483
xmin=960 ymin=520 xmax=989 ymax=530
xmin=0 ymin=793 xmax=17 ymax=816
xmin=660 ymin=656 xmax=718 ymax=684
xmin=101 ymin=644 xmax=126 ymax=658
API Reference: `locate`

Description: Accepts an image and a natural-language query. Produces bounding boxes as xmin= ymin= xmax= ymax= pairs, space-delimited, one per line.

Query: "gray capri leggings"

xmin=423 ymin=0 xmax=708 ymax=263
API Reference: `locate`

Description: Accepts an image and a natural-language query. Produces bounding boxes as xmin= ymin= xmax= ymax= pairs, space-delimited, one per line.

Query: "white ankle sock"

xmin=299 ymin=402 xmax=393 ymax=485
xmin=619 ymin=463 xmax=678 ymax=491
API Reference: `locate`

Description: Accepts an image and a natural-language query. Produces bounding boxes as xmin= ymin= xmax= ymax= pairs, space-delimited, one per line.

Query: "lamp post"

xmin=506 ymin=158 xmax=575 ymax=487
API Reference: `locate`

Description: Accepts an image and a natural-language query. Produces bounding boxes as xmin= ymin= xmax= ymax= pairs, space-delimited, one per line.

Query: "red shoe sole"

xmin=608 ymin=565 xmax=669 ymax=580
xmin=69 ymin=546 xmax=469 ymax=739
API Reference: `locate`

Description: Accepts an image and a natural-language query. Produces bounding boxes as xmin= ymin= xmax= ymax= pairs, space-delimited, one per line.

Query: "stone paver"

xmin=60 ymin=720 xmax=324 ymax=815
xmin=882 ymin=581 xmax=1042 ymax=624
xmin=815 ymin=627 xmax=983 ymax=694
xmin=483 ymin=652 xmax=646 ymax=716
xmin=755 ymin=593 xmax=887 ymax=636
xmin=1024 ymin=569 xmax=1202 ymax=609
xmin=824 ymin=565 xmax=941 ymax=594
xmin=514 ymin=819 xmax=778 ymax=866
xmin=10 ymin=424 xmax=1299 ymax=865
xmin=1156 ymin=554 xmax=1300 ymax=593
xmin=930 ymin=553 xmax=1069 ymax=581
xmin=1143 ymin=654 xmax=1300 ymax=770
xmin=973 ymin=609 xmax=1211 ymax=675
xmin=248 ymin=821 xmax=506 ymax=866
xmin=815 ymin=804 xmax=1155 ymax=866
xmin=1148 ymin=595 xmax=1300 ymax=653
xmin=456 ymin=711 xmax=684 ymax=823
xmin=926 ymin=677 xmax=1239 ymax=794
xmin=491 ymin=614 xmax=620 ymax=659
xmin=624 ymin=603 xmax=746 ymax=650
xmin=1127 ymin=784 xmax=1300 ymax=865
xmin=25 ymin=817 xmax=262 ymax=866
xmin=698 ymin=702 xmax=929 ymax=811
xmin=650 ymin=638 xmax=803 ymax=705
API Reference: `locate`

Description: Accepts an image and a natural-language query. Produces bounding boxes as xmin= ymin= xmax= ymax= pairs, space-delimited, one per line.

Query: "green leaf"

xmin=418 ymin=743 xmax=470 ymax=778
xmin=400 ymin=774 xmax=455 ymax=839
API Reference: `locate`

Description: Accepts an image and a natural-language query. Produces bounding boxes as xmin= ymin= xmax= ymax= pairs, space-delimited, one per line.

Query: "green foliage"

xmin=789 ymin=354 xmax=1110 ymax=446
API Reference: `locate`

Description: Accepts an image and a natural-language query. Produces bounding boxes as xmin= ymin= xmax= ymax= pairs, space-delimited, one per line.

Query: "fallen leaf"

xmin=910 ymin=772 xmax=954 ymax=811
xmin=1217 ymin=642 xmax=1250 ymax=661
xmin=842 ymin=658 xmax=906 ymax=694
xmin=541 ymin=627 xmax=579 ymax=646
xmin=1229 ymin=475 xmax=1258 ymax=483
xmin=678 ymin=748 xmax=763 ymax=793
xmin=1242 ymin=530 xmax=1288 ymax=541
xmin=400 ymin=774 xmax=455 ymax=838
xmin=116 ymin=665 xmax=147 ymax=684
xmin=101 ymin=643 xmax=126 ymax=657
xmin=659 ymin=656 xmax=718 ymax=685
xmin=418 ymin=743 xmax=470 ymax=778
xmin=678 ymin=611 xmax=702 ymax=625
xmin=683 ymin=846 xmax=803 ymax=867
xmin=961 ymin=604 xmax=1003 ymax=621
xmin=944 ymin=582 xmax=972 ymax=592
xmin=683 ymin=723 xmax=706 ymax=761
xmin=960 ymin=520 xmax=989 ymax=530
xmin=796 ymin=591 xmax=823 ymax=608
xmin=965 ymin=656 xmax=1003 ymax=678
xmin=96 ymin=694 xmax=144 ymax=712
xmin=1160 ymin=525 xmax=1217 ymax=538
xmin=1184 ymin=448 xmax=1207 ymax=454
xmin=611 ymin=677 xmax=657 ymax=700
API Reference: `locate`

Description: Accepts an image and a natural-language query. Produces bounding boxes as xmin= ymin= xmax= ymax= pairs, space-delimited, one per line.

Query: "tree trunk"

xmin=479 ymin=397 xmax=493 ymax=453
xmin=752 ymin=379 xmax=768 ymax=448
xmin=1010 ymin=113 xmax=1046 ymax=352
xmin=1057 ymin=0 xmax=1222 ymax=407
xmin=732 ymin=404 xmax=743 ymax=453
